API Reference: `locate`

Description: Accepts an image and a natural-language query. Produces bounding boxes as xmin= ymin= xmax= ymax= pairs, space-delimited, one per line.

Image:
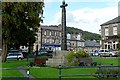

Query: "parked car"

xmin=7 ymin=49 xmax=24 ymax=60
xmin=96 ymin=49 xmax=118 ymax=57
xmin=88 ymin=51 xmax=94 ymax=56
xmin=37 ymin=48 xmax=53 ymax=58
xmin=93 ymin=50 xmax=99 ymax=56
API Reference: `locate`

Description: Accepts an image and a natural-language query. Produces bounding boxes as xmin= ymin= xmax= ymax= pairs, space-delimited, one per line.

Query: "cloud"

xmin=48 ymin=6 xmax=118 ymax=34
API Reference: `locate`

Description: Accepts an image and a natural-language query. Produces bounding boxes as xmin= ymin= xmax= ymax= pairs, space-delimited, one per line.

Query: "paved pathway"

xmin=17 ymin=66 xmax=38 ymax=80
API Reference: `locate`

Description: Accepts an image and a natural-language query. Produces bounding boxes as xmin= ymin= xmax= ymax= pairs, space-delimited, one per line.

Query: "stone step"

xmin=46 ymin=58 xmax=65 ymax=66
xmin=46 ymin=51 xmax=68 ymax=67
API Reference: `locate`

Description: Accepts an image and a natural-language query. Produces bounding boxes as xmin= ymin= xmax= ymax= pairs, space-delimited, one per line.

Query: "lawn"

xmin=1 ymin=60 xmax=30 ymax=80
xmin=1 ymin=60 xmax=29 ymax=68
xmin=30 ymin=67 xmax=96 ymax=78
xmin=30 ymin=67 xmax=119 ymax=80
xmin=92 ymin=57 xmax=119 ymax=66
xmin=1 ymin=57 xmax=120 ymax=80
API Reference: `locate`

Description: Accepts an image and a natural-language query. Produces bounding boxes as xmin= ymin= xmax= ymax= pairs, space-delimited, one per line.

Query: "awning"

xmin=42 ymin=44 xmax=61 ymax=47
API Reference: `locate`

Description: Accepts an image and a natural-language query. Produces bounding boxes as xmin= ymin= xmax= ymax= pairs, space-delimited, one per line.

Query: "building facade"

xmin=67 ymin=33 xmax=85 ymax=50
xmin=34 ymin=25 xmax=84 ymax=51
xmin=34 ymin=25 xmax=62 ymax=51
xmin=84 ymin=40 xmax=100 ymax=52
xmin=100 ymin=16 xmax=120 ymax=50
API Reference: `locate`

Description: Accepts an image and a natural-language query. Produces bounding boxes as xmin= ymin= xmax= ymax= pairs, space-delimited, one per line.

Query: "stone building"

xmin=34 ymin=25 xmax=62 ymax=51
xmin=34 ymin=25 xmax=84 ymax=51
xmin=100 ymin=16 xmax=120 ymax=50
xmin=67 ymin=33 xmax=85 ymax=50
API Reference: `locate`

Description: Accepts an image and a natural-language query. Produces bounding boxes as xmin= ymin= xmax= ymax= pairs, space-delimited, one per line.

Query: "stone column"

xmin=60 ymin=0 xmax=68 ymax=50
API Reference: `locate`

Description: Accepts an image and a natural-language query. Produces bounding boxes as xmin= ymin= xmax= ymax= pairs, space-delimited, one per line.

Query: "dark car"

xmin=37 ymin=48 xmax=53 ymax=58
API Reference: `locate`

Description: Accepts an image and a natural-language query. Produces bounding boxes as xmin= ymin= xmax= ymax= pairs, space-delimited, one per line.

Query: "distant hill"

xmin=66 ymin=27 xmax=101 ymax=41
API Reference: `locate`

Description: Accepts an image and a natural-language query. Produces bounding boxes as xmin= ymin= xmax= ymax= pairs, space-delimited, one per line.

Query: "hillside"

xmin=66 ymin=27 xmax=101 ymax=40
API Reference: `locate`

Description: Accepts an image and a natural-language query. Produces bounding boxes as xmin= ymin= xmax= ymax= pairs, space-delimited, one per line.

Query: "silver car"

xmin=97 ymin=49 xmax=118 ymax=57
xmin=7 ymin=50 xmax=24 ymax=60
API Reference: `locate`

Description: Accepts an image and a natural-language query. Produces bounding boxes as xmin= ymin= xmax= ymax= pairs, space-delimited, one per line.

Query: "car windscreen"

xmin=8 ymin=54 xmax=21 ymax=56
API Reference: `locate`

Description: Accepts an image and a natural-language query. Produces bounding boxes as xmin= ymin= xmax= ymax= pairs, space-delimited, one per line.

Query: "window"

xmin=55 ymin=32 xmax=56 ymax=36
xmin=44 ymin=31 xmax=46 ymax=35
xmin=105 ymin=44 xmax=107 ymax=49
xmin=113 ymin=44 xmax=116 ymax=49
xmin=99 ymin=50 xmax=104 ymax=52
xmin=50 ymin=38 xmax=52 ymax=43
xmin=51 ymin=31 xmax=54 ymax=36
xmin=77 ymin=35 xmax=81 ymax=40
xmin=59 ymin=32 xmax=61 ymax=37
xmin=105 ymin=50 xmax=109 ymax=52
xmin=50 ymin=31 xmax=51 ymax=36
xmin=67 ymin=34 xmax=70 ymax=39
xmin=113 ymin=26 xmax=117 ymax=35
xmin=105 ymin=28 xmax=109 ymax=36
xmin=44 ymin=39 xmax=46 ymax=43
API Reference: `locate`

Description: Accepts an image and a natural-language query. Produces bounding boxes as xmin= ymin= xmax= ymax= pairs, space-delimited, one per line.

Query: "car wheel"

xmin=98 ymin=54 xmax=101 ymax=57
xmin=18 ymin=58 xmax=22 ymax=60
xmin=109 ymin=54 xmax=112 ymax=57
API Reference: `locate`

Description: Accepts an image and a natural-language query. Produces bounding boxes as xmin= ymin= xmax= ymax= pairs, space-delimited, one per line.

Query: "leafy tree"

xmin=2 ymin=2 xmax=44 ymax=62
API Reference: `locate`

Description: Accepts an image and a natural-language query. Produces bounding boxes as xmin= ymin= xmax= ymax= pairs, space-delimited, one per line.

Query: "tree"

xmin=2 ymin=2 xmax=44 ymax=62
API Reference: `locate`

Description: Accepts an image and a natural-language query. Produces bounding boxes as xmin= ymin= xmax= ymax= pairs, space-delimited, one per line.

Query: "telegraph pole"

xmin=60 ymin=0 xmax=68 ymax=50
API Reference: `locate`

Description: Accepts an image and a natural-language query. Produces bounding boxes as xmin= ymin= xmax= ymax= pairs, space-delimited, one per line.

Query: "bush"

xmin=65 ymin=50 xmax=91 ymax=66
xmin=65 ymin=51 xmax=78 ymax=66
xmin=94 ymin=67 xmax=120 ymax=78
xmin=76 ymin=50 xmax=90 ymax=58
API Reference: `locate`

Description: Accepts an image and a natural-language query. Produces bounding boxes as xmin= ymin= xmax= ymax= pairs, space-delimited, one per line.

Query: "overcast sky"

xmin=41 ymin=0 xmax=119 ymax=34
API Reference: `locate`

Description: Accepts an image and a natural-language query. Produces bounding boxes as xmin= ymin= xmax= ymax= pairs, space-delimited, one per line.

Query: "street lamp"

xmin=36 ymin=35 xmax=39 ymax=56
xmin=27 ymin=28 xmax=33 ymax=61
xmin=41 ymin=28 xmax=42 ymax=48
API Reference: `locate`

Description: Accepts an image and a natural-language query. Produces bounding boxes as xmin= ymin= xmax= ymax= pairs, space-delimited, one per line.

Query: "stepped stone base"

xmin=46 ymin=50 xmax=68 ymax=67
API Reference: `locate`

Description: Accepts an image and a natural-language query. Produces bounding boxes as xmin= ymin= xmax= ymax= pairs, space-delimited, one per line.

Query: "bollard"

xmin=27 ymin=66 xmax=30 ymax=80
xmin=59 ymin=65 xmax=62 ymax=80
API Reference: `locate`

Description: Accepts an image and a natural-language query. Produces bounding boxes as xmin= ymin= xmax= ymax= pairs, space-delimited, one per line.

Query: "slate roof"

xmin=85 ymin=40 xmax=100 ymax=47
xmin=100 ymin=16 xmax=120 ymax=26
xmin=41 ymin=25 xmax=62 ymax=31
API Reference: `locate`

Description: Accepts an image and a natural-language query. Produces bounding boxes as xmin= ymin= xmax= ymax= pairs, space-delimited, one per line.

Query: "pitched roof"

xmin=85 ymin=40 xmax=100 ymax=47
xmin=41 ymin=25 xmax=62 ymax=31
xmin=100 ymin=16 xmax=120 ymax=26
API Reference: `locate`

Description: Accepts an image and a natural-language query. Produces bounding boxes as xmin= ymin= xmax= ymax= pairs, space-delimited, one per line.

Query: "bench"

xmin=34 ymin=58 xmax=46 ymax=65
xmin=30 ymin=58 xmax=46 ymax=67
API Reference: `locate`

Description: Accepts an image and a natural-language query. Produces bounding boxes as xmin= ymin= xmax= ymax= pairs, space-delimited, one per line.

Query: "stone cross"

xmin=60 ymin=0 xmax=68 ymax=50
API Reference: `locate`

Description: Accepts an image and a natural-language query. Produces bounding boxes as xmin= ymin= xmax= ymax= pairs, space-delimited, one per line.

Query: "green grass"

xmin=1 ymin=60 xmax=29 ymax=79
xmin=30 ymin=67 xmax=120 ymax=80
xmin=2 ymin=70 xmax=23 ymax=76
xmin=1 ymin=57 xmax=120 ymax=80
xmin=1 ymin=60 xmax=30 ymax=68
xmin=1 ymin=78 xmax=27 ymax=80
xmin=30 ymin=67 xmax=59 ymax=78
xmin=92 ymin=57 xmax=119 ymax=65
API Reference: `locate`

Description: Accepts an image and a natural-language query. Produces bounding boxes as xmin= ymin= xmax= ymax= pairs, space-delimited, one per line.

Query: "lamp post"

xmin=27 ymin=28 xmax=33 ymax=61
xmin=35 ymin=35 xmax=38 ymax=56
xmin=41 ymin=28 xmax=42 ymax=48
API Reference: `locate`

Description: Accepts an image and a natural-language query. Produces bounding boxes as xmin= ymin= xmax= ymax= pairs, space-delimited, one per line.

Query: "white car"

xmin=7 ymin=50 xmax=24 ymax=60
xmin=97 ymin=49 xmax=118 ymax=57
